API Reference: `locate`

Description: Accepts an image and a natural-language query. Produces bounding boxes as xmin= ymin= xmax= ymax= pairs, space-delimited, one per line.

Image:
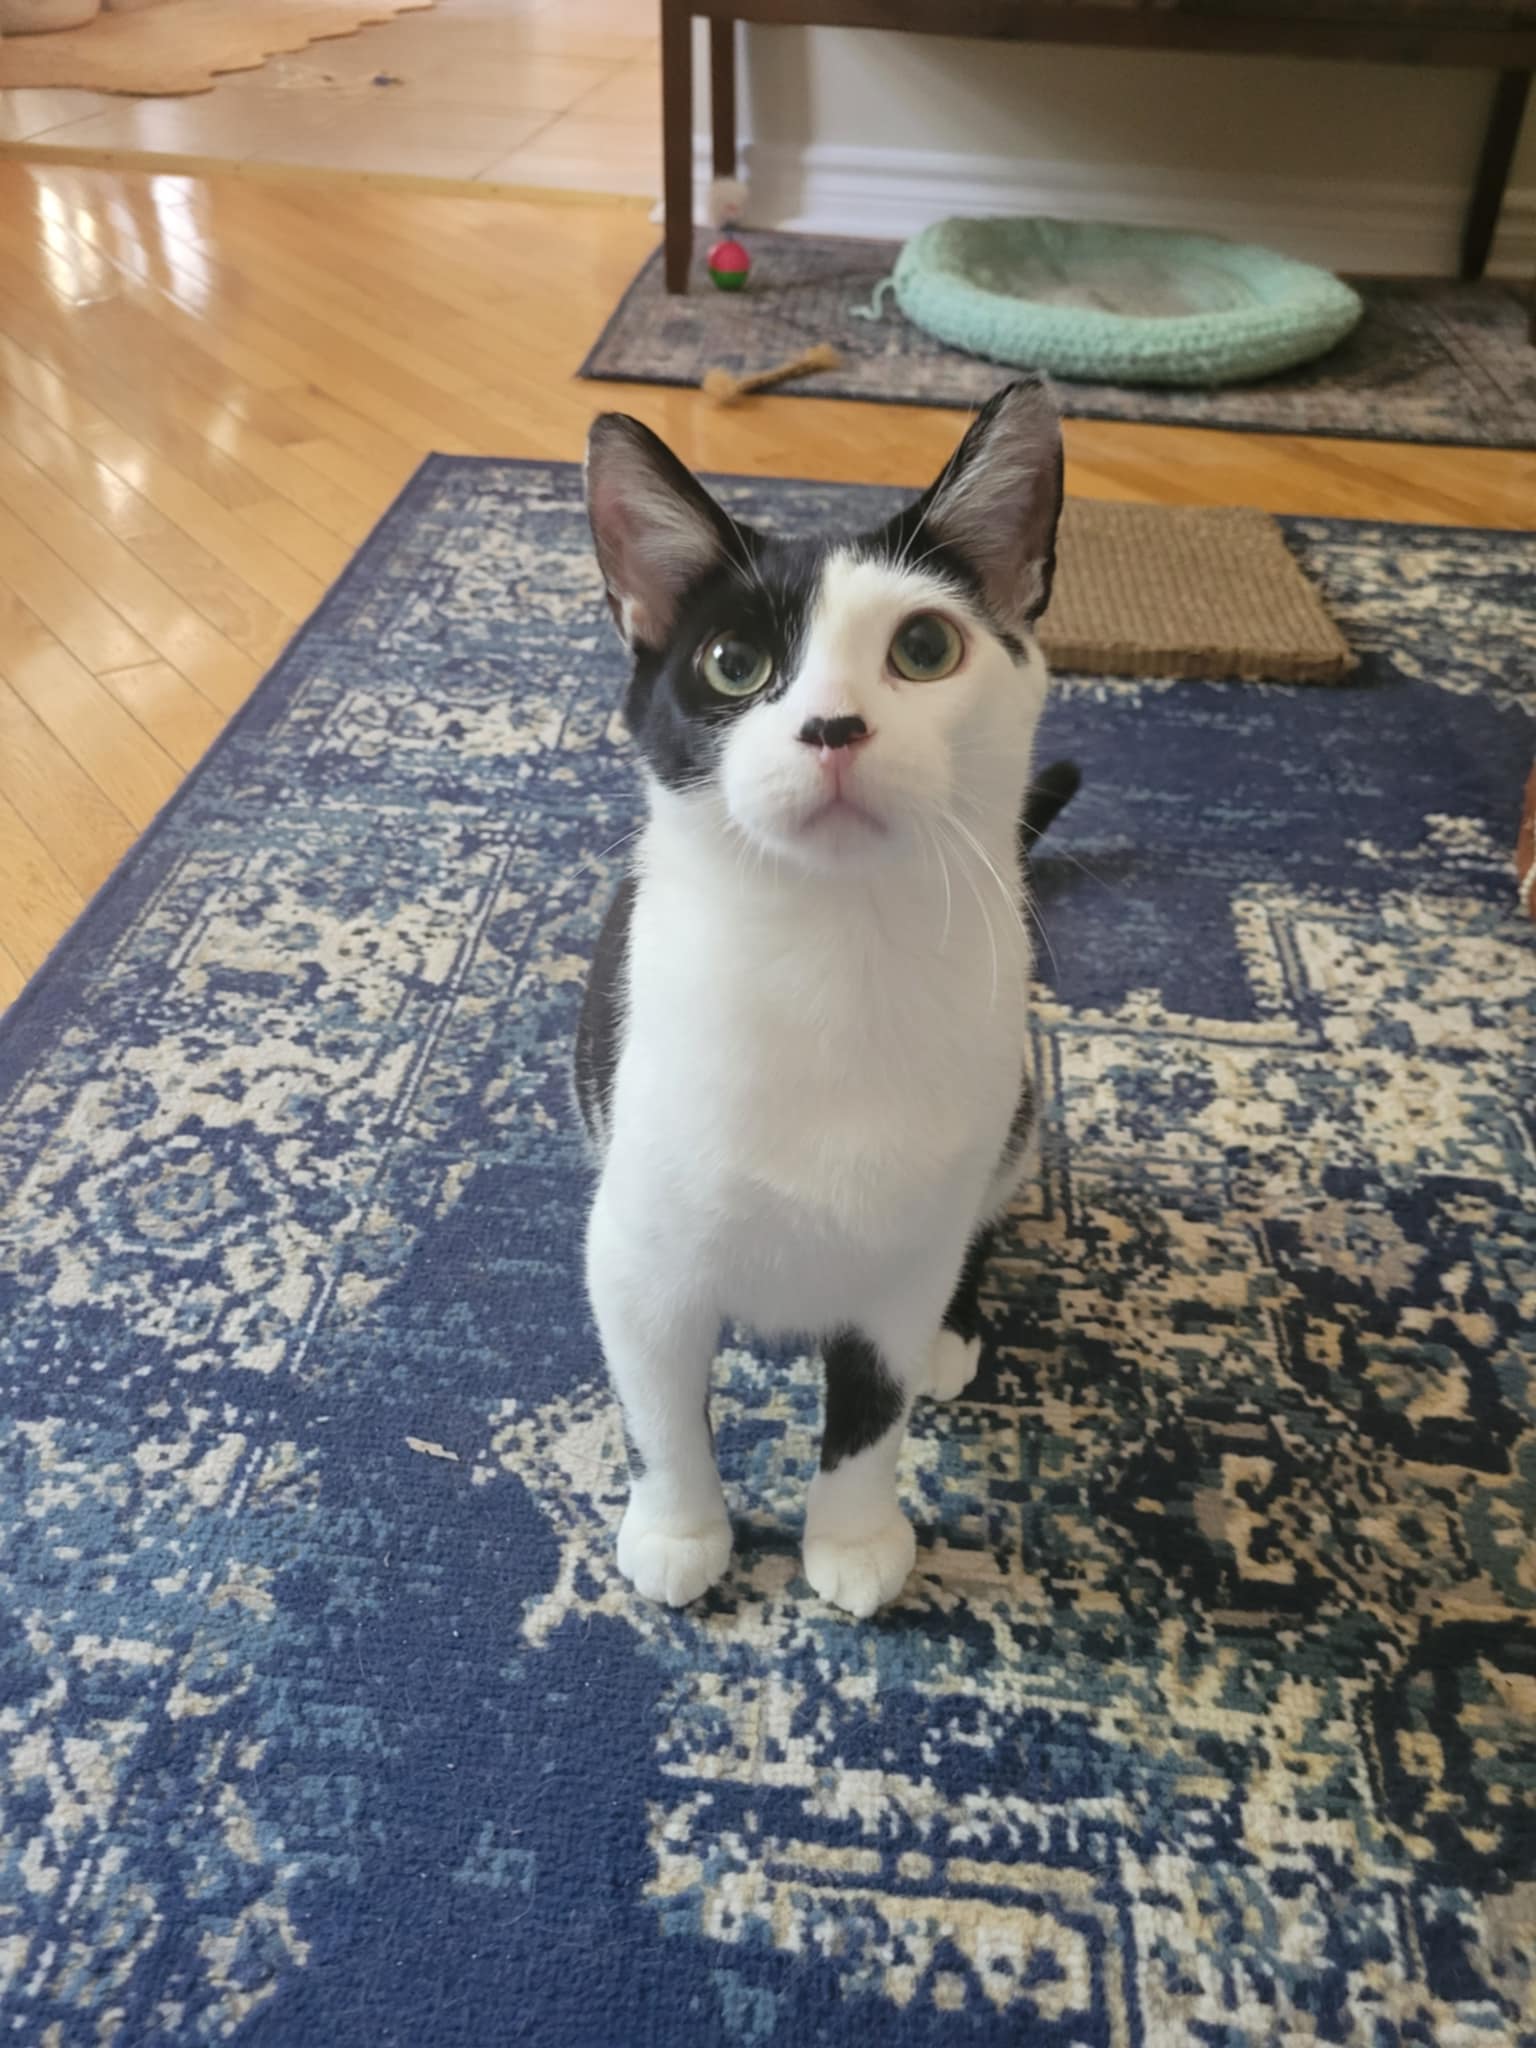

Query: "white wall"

xmin=716 ymin=29 xmax=1536 ymax=276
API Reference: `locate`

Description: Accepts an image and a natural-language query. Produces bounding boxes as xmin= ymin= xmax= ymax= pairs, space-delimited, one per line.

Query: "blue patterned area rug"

xmin=2 ymin=458 xmax=1535 ymax=2048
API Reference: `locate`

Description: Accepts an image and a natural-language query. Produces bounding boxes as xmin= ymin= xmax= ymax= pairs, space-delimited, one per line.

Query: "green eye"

xmin=889 ymin=612 xmax=964 ymax=682
xmin=699 ymin=633 xmax=774 ymax=699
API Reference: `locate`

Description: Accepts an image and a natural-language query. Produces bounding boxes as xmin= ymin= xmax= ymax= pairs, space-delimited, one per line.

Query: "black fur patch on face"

xmin=865 ymin=379 xmax=1065 ymax=642
xmin=622 ymin=531 xmax=826 ymax=791
xmin=820 ymin=1328 xmax=905 ymax=1471
xmin=858 ymin=504 xmax=1030 ymax=661
xmin=595 ymin=381 xmax=1062 ymax=788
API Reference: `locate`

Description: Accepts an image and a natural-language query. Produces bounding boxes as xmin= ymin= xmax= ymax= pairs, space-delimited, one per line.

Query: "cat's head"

xmin=584 ymin=380 xmax=1063 ymax=873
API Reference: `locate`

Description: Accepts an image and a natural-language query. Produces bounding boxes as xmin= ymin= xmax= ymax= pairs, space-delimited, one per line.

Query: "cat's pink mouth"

xmin=800 ymin=794 xmax=886 ymax=835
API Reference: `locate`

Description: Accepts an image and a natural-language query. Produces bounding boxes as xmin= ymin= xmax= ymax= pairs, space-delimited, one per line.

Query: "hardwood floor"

xmin=0 ymin=0 xmax=664 ymax=197
xmin=0 ymin=155 xmax=1532 ymax=1002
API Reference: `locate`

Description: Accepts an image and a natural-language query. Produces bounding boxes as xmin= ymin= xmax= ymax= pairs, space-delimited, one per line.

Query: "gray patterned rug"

xmin=581 ymin=232 xmax=1536 ymax=449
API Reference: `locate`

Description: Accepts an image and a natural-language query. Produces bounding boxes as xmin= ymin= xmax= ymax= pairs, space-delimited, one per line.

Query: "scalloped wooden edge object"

xmin=0 ymin=0 xmax=435 ymax=95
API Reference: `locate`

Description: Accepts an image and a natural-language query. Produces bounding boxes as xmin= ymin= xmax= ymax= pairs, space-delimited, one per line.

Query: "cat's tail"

xmin=1019 ymin=759 xmax=1081 ymax=855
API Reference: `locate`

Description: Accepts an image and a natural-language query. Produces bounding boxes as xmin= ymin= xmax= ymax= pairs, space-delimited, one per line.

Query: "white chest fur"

xmin=598 ymin=798 xmax=1032 ymax=1333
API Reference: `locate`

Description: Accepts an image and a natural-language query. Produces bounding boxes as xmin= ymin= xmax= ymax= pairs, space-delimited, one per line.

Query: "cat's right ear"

xmin=585 ymin=414 xmax=737 ymax=651
xmin=912 ymin=378 xmax=1063 ymax=631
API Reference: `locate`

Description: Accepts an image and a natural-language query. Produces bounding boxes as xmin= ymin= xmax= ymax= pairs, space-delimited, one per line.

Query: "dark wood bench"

xmin=661 ymin=0 xmax=1536 ymax=294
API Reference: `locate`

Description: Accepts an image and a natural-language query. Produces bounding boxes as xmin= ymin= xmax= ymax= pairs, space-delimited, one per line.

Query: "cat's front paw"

xmin=617 ymin=1502 xmax=733 ymax=1607
xmin=803 ymin=1514 xmax=916 ymax=1618
xmin=925 ymin=1330 xmax=981 ymax=1400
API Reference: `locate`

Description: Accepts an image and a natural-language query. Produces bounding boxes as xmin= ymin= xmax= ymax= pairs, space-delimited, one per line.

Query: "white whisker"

xmin=716 ymin=501 xmax=776 ymax=617
xmin=936 ymin=815 xmax=1001 ymax=1011
xmin=580 ymin=819 xmax=647 ymax=877
xmin=1019 ymin=888 xmax=1060 ymax=984
xmin=944 ymin=808 xmax=1020 ymax=922
xmin=942 ymin=803 xmax=1048 ymax=993
xmin=919 ymin=816 xmax=955 ymax=953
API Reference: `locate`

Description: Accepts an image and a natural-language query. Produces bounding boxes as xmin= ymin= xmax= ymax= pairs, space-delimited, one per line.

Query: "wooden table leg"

xmin=662 ymin=0 xmax=693 ymax=293
xmin=710 ymin=17 xmax=737 ymax=180
xmin=1460 ymin=68 xmax=1530 ymax=281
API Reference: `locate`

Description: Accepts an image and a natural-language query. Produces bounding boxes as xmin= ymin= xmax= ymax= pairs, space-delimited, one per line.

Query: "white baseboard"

xmin=691 ymin=139 xmax=1536 ymax=279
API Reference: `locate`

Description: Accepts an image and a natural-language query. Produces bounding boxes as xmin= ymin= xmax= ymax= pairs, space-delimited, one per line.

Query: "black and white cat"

xmin=576 ymin=380 xmax=1074 ymax=1617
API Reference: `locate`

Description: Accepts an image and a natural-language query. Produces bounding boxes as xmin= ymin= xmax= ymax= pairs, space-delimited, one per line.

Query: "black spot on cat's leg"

xmin=942 ymin=1224 xmax=998 ymax=1344
xmin=807 ymin=1328 xmax=917 ymax=1614
xmin=820 ymin=1328 xmax=904 ymax=1472
xmin=622 ymin=1422 xmax=646 ymax=1480
xmin=621 ymin=1386 xmax=716 ymax=1487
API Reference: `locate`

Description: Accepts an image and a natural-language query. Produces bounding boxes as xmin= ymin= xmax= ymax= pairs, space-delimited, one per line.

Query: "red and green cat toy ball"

xmin=707 ymin=237 xmax=751 ymax=292
xmin=704 ymin=178 xmax=752 ymax=292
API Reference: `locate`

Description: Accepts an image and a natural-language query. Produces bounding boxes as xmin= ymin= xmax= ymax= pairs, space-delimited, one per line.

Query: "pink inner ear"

xmin=588 ymin=424 xmax=735 ymax=648
xmin=590 ymin=479 xmax=634 ymax=561
xmin=590 ymin=482 xmax=654 ymax=641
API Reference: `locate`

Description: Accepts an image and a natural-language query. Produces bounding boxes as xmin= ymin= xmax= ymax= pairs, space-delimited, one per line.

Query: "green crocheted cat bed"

xmin=893 ymin=218 xmax=1363 ymax=387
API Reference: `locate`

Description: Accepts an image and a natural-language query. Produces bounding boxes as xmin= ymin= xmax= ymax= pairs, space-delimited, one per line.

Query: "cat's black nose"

xmin=799 ymin=714 xmax=870 ymax=751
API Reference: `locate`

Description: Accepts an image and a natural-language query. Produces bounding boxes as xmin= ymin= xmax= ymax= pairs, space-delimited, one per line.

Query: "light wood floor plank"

xmin=13 ymin=177 xmax=299 ymax=403
xmin=0 ymin=671 xmax=136 ymax=895
xmin=0 ymin=788 xmax=85 ymax=978
xmin=0 ymin=940 xmax=26 ymax=1011
xmin=16 ymin=187 xmax=525 ymax=456
xmin=0 ymin=281 xmax=295 ymax=517
xmin=0 ymin=432 xmax=280 ymax=682
xmin=0 ymin=384 xmax=302 ymax=657
xmin=0 ymin=499 xmax=154 ymax=675
xmin=100 ymin=660 xmax=226 ymax=773
xmin=239 ymin=496 xmax=357 ymax=584
xmin=144 ymin=194 xmax=511 ymax=399
xmin=0 ymin=583 xmax=183 ymax=827
xmin=114 ymin=193 xmax=619 ymax=452
xmin=288 ymin=425 xmax=418 ymax=505
xmin=0 ymin=321 xmax=375 ymax=554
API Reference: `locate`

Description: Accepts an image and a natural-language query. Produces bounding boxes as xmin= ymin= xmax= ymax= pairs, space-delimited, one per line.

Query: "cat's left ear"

xmin=914 ymin=377 xmax=1064 ymax=630
xmin=585 ymin=413 xmax=740 ymax=651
